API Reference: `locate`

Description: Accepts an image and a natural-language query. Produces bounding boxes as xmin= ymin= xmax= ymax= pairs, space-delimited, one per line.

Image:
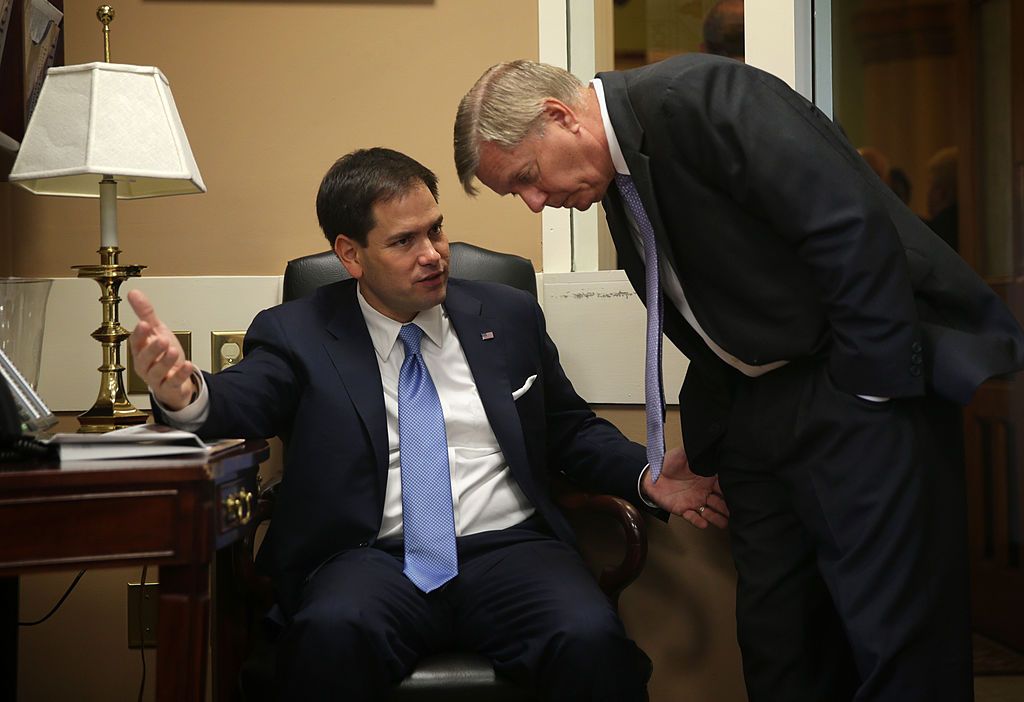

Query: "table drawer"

xmin=217 ymin=475 xmax=258 ymax=543
xmin=0 ymin=488 xmax=181 ymax=570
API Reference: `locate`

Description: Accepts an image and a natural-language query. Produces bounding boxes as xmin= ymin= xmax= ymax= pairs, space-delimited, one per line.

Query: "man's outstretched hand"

xmin=127 ymin=289 xmax=196 ymax=411
xmin=643 ymin=445 xmax=729 ymax=529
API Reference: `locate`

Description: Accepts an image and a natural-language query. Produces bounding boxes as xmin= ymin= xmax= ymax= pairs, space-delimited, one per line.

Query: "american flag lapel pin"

xmin=481 ymin=331 xmax=495 ymax=340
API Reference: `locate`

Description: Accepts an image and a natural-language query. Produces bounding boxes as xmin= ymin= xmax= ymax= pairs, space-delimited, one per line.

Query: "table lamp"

xmin=9 ymin=5 xmax=205 ymax=432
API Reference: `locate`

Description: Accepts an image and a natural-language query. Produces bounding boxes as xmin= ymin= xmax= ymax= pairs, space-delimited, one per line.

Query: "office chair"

xmin=217 ymin=242 xmax=648 ymax=701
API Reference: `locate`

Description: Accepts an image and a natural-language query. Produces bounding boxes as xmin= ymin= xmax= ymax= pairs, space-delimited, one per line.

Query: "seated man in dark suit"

xmin=127 ymin=147 xmax=727 ymax=700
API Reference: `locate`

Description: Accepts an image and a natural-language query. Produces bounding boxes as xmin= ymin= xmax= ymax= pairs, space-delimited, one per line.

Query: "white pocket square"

xmin=511 ymin=374 xmax=537 ymax=400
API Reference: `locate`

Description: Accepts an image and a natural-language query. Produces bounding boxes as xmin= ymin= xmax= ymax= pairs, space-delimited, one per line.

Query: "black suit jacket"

xmin=597 ymin=55 xmax=1024 ymax=473
xmin=176 ymin=278 xmax=647 ymax=613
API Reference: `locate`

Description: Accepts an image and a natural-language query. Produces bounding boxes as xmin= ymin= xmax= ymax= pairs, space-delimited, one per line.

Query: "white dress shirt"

xmin=162 ymin=285 xmax=536 ymax=539
xmin=356 ymin=289 xmax=534 ymax=539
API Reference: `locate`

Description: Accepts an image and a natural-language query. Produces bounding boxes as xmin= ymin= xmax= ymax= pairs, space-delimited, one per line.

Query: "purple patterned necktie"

xmin=615 ymin=173 xmax=665 ymax=480
xmin=397 ymin=324 xmax=459 ymax=591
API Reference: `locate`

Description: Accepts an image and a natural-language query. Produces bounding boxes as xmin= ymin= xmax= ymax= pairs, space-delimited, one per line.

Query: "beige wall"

xmin=9 ymin=0 xmax=541 ymax=277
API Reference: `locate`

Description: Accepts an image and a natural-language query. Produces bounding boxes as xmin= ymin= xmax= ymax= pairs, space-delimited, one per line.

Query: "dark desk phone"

xmin=0 ymin=348 xmax=58 ymax=463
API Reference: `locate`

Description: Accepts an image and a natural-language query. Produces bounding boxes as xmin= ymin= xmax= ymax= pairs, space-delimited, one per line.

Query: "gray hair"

xmin=454 ymin=60 xmax=584 ymax=195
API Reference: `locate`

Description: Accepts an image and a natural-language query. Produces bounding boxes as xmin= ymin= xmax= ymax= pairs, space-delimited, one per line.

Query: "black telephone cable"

xmin=17 ymin=570 xmax=87 ymax=626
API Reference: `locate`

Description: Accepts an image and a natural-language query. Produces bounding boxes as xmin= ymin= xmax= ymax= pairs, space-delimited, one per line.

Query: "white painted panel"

xmin=542 ymin=270 xmax=688 ymax=404
xmin=745 ymin=0 xmax=797 ymax=88
xmin=543 ymin=207 xmax=573 ymax=273
xmin=35 ymin=271 xmax=680 ymax=414
xmin=37 ymin=276 xmax=282 ymax=411
xmin=537 ymin=0 xmax=574 ymax=273
xmin=538 ymin=0 xmax=568 ymax=67
xmin=566 ymin=0 xmax=600 ymax=271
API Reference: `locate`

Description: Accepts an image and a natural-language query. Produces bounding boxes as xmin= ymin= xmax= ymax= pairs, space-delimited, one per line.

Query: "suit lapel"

xmin=598 ymin=70 xmax=682 ymax=278
xmin=444 ymin=283 xmax=532 ymax=484
xmin=599 ymin=71 xmax=717 ymax=367
xmin=322 ymin=282 xmax=389 ymax=493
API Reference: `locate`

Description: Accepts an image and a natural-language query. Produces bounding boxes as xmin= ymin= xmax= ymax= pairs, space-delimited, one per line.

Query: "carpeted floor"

xmin=974 ymin=635 xmax=1024 ymax=675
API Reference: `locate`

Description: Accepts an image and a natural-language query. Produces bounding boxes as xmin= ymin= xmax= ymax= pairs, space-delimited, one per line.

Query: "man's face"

xmin=475 ymin=116 xmax=615 ymax=213
xmin=334 ymin=182 xmax=450 ymax=322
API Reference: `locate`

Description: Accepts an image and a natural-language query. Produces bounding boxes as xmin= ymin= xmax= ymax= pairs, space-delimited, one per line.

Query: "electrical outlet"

xmin=211 ymin=331 xmax=246 ymax=373
xmin=127 ymin=331 xmax=192 ymax=395
xmin=127 ymin=582 xmax=159 ymax=649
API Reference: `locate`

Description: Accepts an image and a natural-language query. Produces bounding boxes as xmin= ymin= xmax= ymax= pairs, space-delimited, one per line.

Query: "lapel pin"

xmin=481 ymin=331 xmax=495 ymax=340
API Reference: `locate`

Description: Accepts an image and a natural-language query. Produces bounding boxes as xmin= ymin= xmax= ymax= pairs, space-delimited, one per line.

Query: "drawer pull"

xmin=224 ymin=488 xmax=254 ymax=526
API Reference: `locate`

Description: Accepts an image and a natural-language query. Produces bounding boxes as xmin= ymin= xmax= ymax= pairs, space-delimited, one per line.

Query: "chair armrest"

xmin=553 ymin=485 xmax=648 ymax=609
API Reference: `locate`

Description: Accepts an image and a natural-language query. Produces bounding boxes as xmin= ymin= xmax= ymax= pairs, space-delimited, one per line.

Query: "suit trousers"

xmin=274 ymin=518 xmax=651 ymax=701
xmin=716 ymin=358 xmax=972 ymax=702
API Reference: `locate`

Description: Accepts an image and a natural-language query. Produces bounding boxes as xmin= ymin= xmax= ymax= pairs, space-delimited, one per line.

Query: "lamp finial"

xmin=97 ymin=5 xmax=115 ymax=62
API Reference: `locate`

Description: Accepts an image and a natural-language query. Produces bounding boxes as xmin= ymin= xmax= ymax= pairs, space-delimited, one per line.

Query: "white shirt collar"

xmin=591 ymin=78 xmax=630 ymax=176
xmin=356 ymin=284 xmax=446 ymax=362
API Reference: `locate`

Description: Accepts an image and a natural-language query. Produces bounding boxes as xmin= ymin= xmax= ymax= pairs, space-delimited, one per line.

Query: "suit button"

xmin=709 ymin=422 xmax=723 ymax=433
xmin=910 ymin=366 xmax=922 ymax=377
xmin=911 ymin=354 xmax=923 ymax=364
xmin=911 ymin=341 xmax=922 ymax=353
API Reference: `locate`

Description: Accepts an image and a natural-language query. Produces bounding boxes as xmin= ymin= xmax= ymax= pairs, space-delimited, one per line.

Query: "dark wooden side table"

xmin=0 ymin=441 xmax=268 ymax=701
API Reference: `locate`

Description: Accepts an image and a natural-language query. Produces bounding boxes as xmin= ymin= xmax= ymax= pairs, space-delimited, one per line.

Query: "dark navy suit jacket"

xmin=181 ymin=278 xmax=647 ymax=613
xmin=597 ymin=55 xmax=1024 ymax=474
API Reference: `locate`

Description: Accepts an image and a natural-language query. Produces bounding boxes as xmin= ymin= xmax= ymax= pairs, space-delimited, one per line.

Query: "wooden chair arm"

xmin=554 ymin=488 xmax=648 ymax=609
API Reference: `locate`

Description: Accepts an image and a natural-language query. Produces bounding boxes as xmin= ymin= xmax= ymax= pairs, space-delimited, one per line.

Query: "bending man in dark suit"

xmin=126 ymin=147 xmax=724 ymax=700
xmin=455 ymin=57 xmax=1024 ymax=701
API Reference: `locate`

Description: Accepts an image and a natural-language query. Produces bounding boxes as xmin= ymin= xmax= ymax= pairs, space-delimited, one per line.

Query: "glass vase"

xmin=0 ymin=278 xmax=54 ymax=390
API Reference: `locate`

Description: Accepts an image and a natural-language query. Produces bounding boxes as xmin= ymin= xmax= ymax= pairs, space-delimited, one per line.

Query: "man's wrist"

xmin=155 ymin=370 xmax=209 ymax=431
xmin=637 ymin=464 xmax=659 ymax=508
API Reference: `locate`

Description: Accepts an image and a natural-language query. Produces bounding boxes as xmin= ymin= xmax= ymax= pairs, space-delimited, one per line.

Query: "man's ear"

xmin=333 ymin=235 xmax=363 ymax=280
xmin=541 ymin=98 xmax=580 ymax=134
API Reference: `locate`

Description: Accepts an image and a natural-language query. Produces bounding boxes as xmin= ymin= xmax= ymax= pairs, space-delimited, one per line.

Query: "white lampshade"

xmin=9 ymin=62 xmax=205 ymax=198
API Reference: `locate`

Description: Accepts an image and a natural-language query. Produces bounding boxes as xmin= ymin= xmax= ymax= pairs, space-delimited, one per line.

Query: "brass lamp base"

xmin=73 ymin=246 xmax=149 ymax=433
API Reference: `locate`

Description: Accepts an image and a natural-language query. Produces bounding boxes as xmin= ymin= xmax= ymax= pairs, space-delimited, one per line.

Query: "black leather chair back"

xmin=283 ymin=241 xmax=537 ymax=303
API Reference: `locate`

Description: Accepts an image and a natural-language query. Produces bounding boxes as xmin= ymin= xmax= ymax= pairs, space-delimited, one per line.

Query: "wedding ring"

xmin=697 ymin=504 xmax=706 ymax=515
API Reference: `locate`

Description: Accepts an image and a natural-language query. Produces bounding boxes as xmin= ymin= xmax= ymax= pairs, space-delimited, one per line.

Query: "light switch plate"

xmin=211 ymin=331 xmax=246 ymax=373
xmin=126 ymin=331 xmax=192 ymax=395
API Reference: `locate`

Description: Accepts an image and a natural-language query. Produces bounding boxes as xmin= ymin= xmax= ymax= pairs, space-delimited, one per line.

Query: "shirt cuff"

xmin=856 ymin=394 xmax=890 ymax=402
xmin=153 ymin=370 xmax=210 ymax=431
xmin=637 ymin=464 xmax=660 ymax=509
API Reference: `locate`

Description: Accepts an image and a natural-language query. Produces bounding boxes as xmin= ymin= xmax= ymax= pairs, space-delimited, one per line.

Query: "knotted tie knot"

xmin=399 ymin=323 xmax=423 ymax=356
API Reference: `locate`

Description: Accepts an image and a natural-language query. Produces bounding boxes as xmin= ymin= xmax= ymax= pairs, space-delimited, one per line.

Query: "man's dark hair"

xmin=702 ymin=0 xmax=744 ymax=60
xmin=316 ymin=147 xmax=439 ymax=246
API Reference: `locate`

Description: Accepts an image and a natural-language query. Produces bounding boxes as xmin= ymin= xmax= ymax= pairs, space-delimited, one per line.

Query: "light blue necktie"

xmin=397 ymin=324 xmax=459 ymax=592
xmin=615 ymin=174 xmax=666 ymax=480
